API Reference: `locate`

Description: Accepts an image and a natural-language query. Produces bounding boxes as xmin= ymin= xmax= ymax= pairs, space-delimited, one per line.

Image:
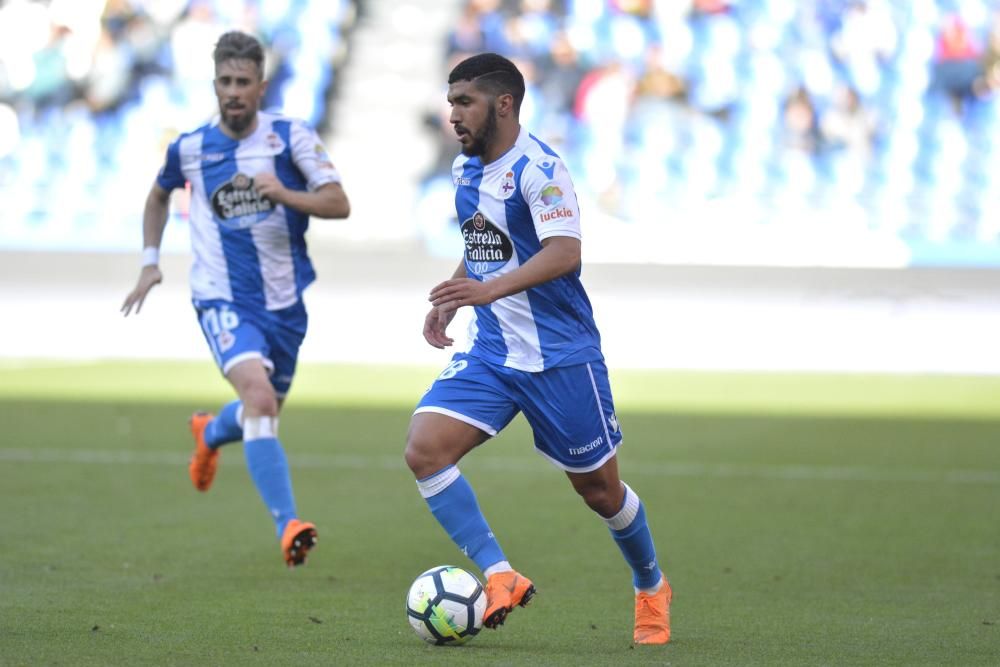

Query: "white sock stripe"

xmin=416 ymin=465 xmax=461 ymax=499
xmin=235 ymin=404 xmax=244 ymax=425
xmin=483 ymin=561 xmax=512 ymax=578
xmin=604 ymin=482 xmax=641 ymax=531
xmin=243 ymin=415 xmax=278 ymax=441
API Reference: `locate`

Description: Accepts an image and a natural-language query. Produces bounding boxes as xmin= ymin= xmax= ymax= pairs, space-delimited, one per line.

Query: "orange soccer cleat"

xmin=281 ymin=519 xmax=318 ymax=568
xmin=634 ymin=576 xmax=672 ymax=645
xmin=483 ymin=570 xmax=536 ymax=629
xmin=188 ymin=412 xmax=219 ymax=492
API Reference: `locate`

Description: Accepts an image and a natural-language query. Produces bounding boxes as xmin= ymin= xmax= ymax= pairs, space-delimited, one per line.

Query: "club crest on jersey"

xmin=265 ymin=132 xmax=286 ymax=153
xmin=210 ymin=171 xmax=274 ymax=229
xmin=498 ymin=171 xmax=515 ymax=199
xmin=462 ymin=211 xmax=513 ymax=275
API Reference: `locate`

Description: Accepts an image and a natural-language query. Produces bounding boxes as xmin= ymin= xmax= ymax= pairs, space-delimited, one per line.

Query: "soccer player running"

xmin=121 ymin=31 xmax=350 ymax=568
xmin=404 ymin=53 xmax=671 ymax=644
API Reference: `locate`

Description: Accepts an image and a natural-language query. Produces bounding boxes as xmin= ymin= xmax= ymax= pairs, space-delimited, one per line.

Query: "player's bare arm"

xmin=253 ymin=174 xmax=350 ymax=219
xmin=121 ymin=182 xmax=171 ymax=316
xmin=429 ymin=236 xmax=580 ymax=311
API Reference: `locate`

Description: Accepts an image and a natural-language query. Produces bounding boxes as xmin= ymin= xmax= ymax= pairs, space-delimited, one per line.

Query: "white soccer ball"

xmin=406 ymin=565 xmax=486 ymax=645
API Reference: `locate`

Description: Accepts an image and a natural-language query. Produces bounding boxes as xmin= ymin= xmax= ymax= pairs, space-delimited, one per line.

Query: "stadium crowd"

xmin=420 ymin=0 xmax=1000 ymax=265
xmin=0 ymin=0 xmax=357 ymax=251
xmin=2 ymin=0 xmax=999 ymax=266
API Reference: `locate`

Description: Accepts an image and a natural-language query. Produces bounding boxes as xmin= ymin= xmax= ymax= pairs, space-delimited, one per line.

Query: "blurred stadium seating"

xmin=0 ymin=0 xmax=357 ymax=253
xmin=418 ymin=0 xmax=1000 ymax=267
xmin=2 ymin=0 xmax=999 ymax=268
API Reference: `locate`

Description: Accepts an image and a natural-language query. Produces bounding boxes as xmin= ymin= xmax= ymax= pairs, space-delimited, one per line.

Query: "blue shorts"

xmin=193 ymin=298 xmax=308 ymax=397
xmin=415 ymin=353 xmax=622 ymax=473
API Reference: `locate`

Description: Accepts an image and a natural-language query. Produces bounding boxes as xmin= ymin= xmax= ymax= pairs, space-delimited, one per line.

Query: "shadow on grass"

xmin=4 ymin=398 xmax=1000 ymax=482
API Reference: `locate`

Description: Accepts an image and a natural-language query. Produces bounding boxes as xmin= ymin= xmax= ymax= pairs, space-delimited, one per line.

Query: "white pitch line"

xmin=1 ymin=448 xmax=998 ymax=485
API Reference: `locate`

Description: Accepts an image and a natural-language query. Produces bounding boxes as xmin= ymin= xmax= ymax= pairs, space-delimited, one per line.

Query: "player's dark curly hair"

xmin=448 ymin=53 xmax=525 ymax=114
xmin=213 ymin=31 xmax=265 ymax=77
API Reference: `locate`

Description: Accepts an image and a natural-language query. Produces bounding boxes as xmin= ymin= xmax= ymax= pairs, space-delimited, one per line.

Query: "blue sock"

xmin=244 ymin=436 xmax=297 ymax=538
xmin=417 ymin=466 xmax=506 ymax=572
xmin=205 ymin=400 xmax=243 ymax=448
xmin=605 ymin=482 xmax=662 ymax=589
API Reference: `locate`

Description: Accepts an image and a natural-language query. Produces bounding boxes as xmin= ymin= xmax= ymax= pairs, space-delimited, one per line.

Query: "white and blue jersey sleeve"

xmin=518 ymin=152 xmax=581 ymax=242
xmin=452 ymin=128 xmax=603 ymax=372
xmin=156 ymin=111 xmax=341 ymax=312
xmin=288 ymin=118 xmax=342 ymax=192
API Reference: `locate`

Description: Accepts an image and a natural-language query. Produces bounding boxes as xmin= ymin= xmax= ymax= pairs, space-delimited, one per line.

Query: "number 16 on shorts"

xmin=196 ymin=301 xmax=243 ymax=365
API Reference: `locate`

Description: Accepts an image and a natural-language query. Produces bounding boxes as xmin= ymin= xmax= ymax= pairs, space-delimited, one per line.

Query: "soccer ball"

xmin=406 ymin=565 xmax=486 ymax=645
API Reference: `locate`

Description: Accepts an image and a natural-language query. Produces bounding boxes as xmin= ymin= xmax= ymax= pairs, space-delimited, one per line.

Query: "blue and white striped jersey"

xmin=452 ymin=128 xmax=603 ymax=372
xmin=157 ymin=111 xmax=341 ymax=311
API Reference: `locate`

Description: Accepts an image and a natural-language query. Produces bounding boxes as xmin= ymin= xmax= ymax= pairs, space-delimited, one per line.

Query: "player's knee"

xmin=403 ymin=444 xmax=420 ymax=476
xmin=404 ymin=429 xmax=448 ymax=478
xmin=575 ymin=480 xmax=620 ymax=517
xmin=404 ymin=436 xmax=432 ymax=477
xmin=240 ymin=384 xmax=278 ymax=418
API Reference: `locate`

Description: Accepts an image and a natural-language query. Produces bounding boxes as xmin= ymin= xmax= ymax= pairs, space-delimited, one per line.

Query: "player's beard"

xmin=221 ymin=104 xmax=255 ymax=134
xmin=460 ymin=102 xmax=498 ymax=158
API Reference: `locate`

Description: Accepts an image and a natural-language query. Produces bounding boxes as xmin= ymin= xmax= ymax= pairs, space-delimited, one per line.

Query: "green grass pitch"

xmin=1 ymin=361 xmax=999 ymax=665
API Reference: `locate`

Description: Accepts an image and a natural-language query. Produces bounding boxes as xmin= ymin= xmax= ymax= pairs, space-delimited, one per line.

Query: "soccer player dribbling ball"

xmin=121 ymin=31 xmax=351 ymax=568
xmin=404 ymin=53 xmax=671 ymax=644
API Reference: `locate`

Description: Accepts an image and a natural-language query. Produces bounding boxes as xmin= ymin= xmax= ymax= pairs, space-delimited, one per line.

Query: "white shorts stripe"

xmin=222 ymin=352 xmax=274 ymax=376
xmin=535 ymin=442 xmax=620 ymax=474
xmin=586 ymin=362 xmax=615 ymax=455
xmin=412 ymin=406 xmax=498 ymax=436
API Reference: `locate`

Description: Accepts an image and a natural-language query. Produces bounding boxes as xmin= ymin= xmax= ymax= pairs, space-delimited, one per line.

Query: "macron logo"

xmin=536 ymin=161 xmax=556 ymax=179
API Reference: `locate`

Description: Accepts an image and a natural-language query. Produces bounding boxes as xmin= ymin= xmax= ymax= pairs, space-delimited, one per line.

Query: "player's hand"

xmin=423 ymin=306 xmax=455 ymax=349
xmin=429 ymin=278 xmax=494 ymax=311
xmin=252 ymin=173 xmax=286 ymax=204
xmin=121 ymin=265 xmax=163 ymax=316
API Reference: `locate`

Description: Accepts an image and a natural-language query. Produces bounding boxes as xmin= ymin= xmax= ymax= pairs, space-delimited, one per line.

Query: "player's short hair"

xmin=448 ymin=53 xmax=525 ymax=114
xmin=213 ymin=31 xmax=265 ymax=78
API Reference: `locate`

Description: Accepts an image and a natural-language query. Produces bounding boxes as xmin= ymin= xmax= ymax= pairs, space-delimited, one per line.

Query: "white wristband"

xmin=142 ymin=246 xmax=160 ymax=267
